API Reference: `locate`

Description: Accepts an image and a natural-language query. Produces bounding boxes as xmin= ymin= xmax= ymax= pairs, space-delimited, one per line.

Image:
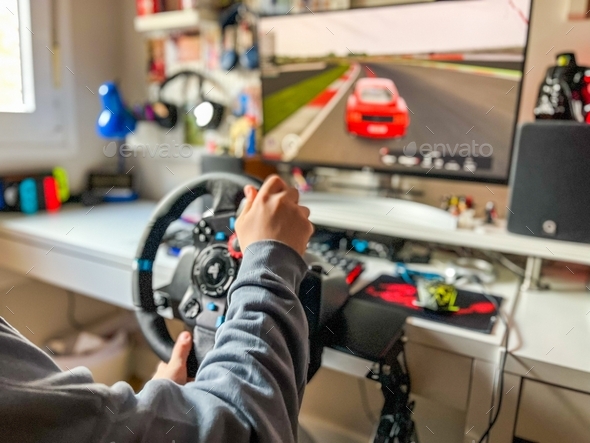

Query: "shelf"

xmin=134 ymin=9 xmax=217 ymax=34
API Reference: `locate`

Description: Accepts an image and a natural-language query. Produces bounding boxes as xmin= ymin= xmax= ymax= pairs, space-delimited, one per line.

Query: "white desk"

xmin=506 ymin=266 xmax=590 ymax=393
xmin=487 ymin=268 xmax=590 ymax=443
xmin=0 ymin=202 xmax=154 ymax=308
xmin=1 ymin=199 xmax=588 ymax=443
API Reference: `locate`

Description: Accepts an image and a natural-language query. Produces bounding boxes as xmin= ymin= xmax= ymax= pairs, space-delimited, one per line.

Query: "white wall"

xmin=119 ymin=0 xmax=150 ymax=106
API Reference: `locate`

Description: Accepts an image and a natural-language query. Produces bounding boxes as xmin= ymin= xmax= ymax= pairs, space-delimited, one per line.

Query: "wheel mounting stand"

xmin=521 ymin=256 xmax=548 ymax=291
xmin=368 ymin=338 xmax=419 ymax=443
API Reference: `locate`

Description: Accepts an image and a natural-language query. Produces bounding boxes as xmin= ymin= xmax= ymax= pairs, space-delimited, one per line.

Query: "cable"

xmin=482 ymin=250 xmax=526 ymax=277
xmin=357 ymin=377 xmax=379 ymax=424
xmin=473 ymin=278 xmax=510 ymax=443
xmin=66 ymin=291 xmax=84 ymax=331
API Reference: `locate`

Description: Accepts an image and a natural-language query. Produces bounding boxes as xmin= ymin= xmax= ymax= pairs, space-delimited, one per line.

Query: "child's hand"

xmin=236 ymin=175 xmax=314 ymax=256
xmin=152 ymin=331 xmax=193 ymax=385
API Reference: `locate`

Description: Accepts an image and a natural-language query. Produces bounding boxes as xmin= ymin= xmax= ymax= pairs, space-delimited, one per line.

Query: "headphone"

xmin=220 ymin=4 xmax=259 ymax=71
xmin=156 ymin=70 xmax=226 ymax=130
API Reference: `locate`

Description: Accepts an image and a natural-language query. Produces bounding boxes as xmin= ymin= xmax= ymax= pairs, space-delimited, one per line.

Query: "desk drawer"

xmin=0 ymin=235 xmax=134 ymax=309
xmin=515 ymin=379 xmax=590 ymax=443
xmin=405 ymin=342 xmax=472 ymax=411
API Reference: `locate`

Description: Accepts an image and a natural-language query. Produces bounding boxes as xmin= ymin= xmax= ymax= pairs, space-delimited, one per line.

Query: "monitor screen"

xmin=259 ymin=0 xmax=532 ymax=183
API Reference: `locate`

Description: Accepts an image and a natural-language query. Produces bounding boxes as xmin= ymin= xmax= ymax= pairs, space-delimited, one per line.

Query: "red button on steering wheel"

xmin=228 ymin=233 xmax=243 ymax=260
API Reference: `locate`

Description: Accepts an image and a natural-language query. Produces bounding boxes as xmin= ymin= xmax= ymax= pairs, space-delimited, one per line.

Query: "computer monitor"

xmin=259 ymin=0 xmax=532 ymax=184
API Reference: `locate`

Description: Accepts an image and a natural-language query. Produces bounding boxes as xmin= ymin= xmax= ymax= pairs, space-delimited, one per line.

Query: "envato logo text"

xmin=103 ymin=142 xmax=194 ymax=159
xmin=403 ymin=140 xmax=493 ymax=158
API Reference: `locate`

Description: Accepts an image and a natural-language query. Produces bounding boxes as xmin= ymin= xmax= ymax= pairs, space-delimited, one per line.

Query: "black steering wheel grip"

xmin=132 ymin=172 xmax=261 ymax=376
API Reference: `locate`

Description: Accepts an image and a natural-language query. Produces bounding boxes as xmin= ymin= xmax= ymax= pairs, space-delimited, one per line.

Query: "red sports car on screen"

xmin=345 ymin=78 xmax=410 ymax=139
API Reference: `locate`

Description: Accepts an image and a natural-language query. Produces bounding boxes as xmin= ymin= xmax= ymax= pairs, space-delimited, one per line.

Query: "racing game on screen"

xmin=259 ymin=0 xmax=531 ymax=182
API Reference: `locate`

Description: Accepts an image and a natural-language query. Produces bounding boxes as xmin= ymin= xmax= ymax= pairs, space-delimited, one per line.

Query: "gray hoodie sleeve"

xmin=0 ymin=240 xmax=310 ymax=443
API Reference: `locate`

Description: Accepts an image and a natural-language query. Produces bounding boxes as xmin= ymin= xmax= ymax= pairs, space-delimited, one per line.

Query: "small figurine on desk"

xmin=442 ymin=194 xmax=476 ymax=228
xmin=229 ymin=116 xmax=256 ymax=158
xmin=291 ymin=167 xmax=312 ymax=192
xmin=533 ymin=52 xmax=590 ymax=123
xmin=441 ymin=194 xmax=473 ymax=215
xmin=415 ymin=278 xmax=460 ymax=312
xmin=485 ymin=201 xmax=498 ymax=224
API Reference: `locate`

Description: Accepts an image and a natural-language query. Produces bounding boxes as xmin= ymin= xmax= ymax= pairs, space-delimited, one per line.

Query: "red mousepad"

xmin=353 ymin=275 xmax=502 ymax=334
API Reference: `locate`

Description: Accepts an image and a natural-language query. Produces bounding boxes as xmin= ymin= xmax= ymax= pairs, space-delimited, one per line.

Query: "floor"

xmin=300 ymin=366 xmax=467 ymax=443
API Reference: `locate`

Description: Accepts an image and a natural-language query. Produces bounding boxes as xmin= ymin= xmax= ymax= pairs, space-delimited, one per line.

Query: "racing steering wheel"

xmin=132 ymin=173 xmax=261 ymax=376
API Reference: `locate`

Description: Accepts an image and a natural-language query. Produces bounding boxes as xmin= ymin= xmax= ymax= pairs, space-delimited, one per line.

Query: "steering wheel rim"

xmin=132 ymin=172 xmax=261 ymax=376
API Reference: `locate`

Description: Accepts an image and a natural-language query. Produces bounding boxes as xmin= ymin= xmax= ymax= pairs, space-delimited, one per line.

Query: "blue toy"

xmin=395 ymin=263 xmax=442 ymax=285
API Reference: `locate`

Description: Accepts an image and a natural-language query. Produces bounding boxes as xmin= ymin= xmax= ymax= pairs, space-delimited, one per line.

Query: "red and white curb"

xmin=264 ymin=63 xmax=361 ymax=161
xmin=286 ymin=63 xmax=361 ymax=161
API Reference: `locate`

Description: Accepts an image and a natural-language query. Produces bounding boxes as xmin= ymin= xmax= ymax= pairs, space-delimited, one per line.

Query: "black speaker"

xmin=507 ymin=122 xmax=590 ymax=244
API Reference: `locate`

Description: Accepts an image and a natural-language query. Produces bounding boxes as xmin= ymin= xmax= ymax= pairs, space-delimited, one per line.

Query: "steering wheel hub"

xmin=193 ymin=244 xmax=237 ymax=298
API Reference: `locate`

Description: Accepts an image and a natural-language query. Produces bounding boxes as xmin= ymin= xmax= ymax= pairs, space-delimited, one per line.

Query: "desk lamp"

xmin=94 ymin=82 xmax=138 ymax=202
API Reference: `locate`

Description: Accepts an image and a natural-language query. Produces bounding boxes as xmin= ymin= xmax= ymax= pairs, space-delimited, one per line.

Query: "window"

xmin=0 ymin=0 xmax=67 ymax=153
xmin=360 ymin=87 xmax=393 ymax=104
xmin=0 ymin=0 xmax=35 ymax=113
